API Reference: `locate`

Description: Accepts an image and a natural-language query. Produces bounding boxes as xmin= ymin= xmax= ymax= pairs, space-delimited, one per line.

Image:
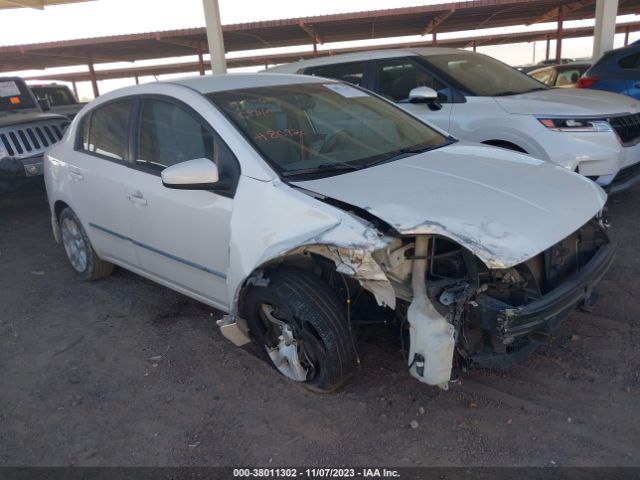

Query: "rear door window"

xmin=304 ymin=62 xmax=366 ymax=86
xmin=619 ymin=52 xmax=640 ymax=70
xmin=86 ymin=100 xmax=131 ymax=161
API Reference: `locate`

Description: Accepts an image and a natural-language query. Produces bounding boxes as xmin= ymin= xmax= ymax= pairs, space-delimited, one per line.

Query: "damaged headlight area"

xmin=374 ymin=217 xmax=615 ymax=387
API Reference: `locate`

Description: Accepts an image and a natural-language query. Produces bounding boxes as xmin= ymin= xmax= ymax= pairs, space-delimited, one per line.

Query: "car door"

xmin=125 ymin=97 xmax=238 ymax=309
xmin=371 ymin=57 xmax=453 ymax=132
xmin=67 ymin=99 xmax=138 ymax=267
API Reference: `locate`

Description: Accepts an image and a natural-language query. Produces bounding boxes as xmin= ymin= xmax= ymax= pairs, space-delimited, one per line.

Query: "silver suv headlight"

xmin=538 ymin=117 xmax=613 ymax=133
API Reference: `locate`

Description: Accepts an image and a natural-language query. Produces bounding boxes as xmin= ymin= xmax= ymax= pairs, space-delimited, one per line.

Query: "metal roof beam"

xmin=3 ymin=49 xmax=123 ymax=71
xmin=299 ymin=21 xmax=323 ymax=45
xmin=154 ymin=34 xmax=201 ymax=51
xmin=422 ymin=8 xmax=455 ymax=36
xmin=0 ymin=0 xmax=45 ymax=9
xmin=527 ymin=0 xmax=594 ymax=25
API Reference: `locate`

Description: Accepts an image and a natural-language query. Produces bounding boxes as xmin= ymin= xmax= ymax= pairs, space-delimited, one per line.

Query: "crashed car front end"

xmin=218 ymin=171 xmax=614 ymax=390
xmin=205 ymin=78 xmax=615 ymax=389
xmin=374 ymin=215 xmax=614 ymax=383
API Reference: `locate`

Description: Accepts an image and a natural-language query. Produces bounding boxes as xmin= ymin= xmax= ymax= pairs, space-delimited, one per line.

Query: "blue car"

xmin=579 ymin=44 xmax=640 ymax=99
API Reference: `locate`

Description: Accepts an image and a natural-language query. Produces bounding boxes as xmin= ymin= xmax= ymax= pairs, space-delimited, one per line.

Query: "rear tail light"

xmin=577 ymin=76 xmax=600 ymax=88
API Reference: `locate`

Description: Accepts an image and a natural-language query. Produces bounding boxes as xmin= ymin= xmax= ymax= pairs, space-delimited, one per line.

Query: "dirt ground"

xmin=1 ymin=185 xmax=639 ymax=468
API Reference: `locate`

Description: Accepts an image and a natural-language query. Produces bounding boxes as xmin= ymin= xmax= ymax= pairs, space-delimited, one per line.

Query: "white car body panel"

xmin=293 ymin=143 xmax=606 ymax=269
xmin=126 ymin=167 xmax=232 ymax=307
xmin=493 ymin=87 xmax=639 ymax=115
xmin=267 ymin=48 xmax=640 ymax=189
xmin=47 ymin=151 xmax=139 ymax=267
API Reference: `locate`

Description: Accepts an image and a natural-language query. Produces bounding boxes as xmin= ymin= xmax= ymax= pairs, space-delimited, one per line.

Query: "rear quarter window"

xmin=619 ymin=52 xmax=640 ymax=70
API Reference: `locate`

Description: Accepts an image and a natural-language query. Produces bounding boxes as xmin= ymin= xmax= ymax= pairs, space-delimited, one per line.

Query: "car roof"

xmin=600 ymin=43 xmax=640 ymax=60
xmin=588 ymin=44 xmax=640 ymax=70
xmin=266 ymin=47 xmax=465 ymax=72
xmin=529 ymin=62 xmax=591 ymax=74
xmin=84 ymin=72 xmax=342 ymax=108
xmin=170 ymin=72 xmax=332 ymax=94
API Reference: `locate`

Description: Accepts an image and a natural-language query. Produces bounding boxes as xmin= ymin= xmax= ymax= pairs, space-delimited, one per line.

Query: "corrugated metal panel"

xmin=1 ymin=0 xmax=639 ymax=71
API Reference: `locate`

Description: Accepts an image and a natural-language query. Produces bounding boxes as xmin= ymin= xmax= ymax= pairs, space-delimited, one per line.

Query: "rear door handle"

xmin=127 ymin=191 xmax=148 ymax=206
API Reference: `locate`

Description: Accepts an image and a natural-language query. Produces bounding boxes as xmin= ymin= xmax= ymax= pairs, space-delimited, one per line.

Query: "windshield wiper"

xmin=363 ymin=141 xmax=450 ymax=169
xmin=281 ymin=162 xmax=360 ymax=178
xmin=493 ymin=90 xmax=520 ymax=97
xmin=494 ymin=87 xmax=547 ymax=97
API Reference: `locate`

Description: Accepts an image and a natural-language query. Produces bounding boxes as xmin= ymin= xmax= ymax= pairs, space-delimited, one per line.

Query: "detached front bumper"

xmin=499 ymin=241 xmax=616 ymax=340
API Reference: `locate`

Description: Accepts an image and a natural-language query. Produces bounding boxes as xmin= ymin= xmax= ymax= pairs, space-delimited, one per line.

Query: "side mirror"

xmin=408 ymin=86 xmax=442 ymax=111
xmin=161 ymin=158 xmax=220 ymax=190
xmin=38 ymin=98 xmax=51 ymax=111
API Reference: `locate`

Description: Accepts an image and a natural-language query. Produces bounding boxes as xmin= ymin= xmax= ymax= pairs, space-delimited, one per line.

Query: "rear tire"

xmin=59 ymin=207 xmax=113 ymax=281
xmin=242 ymin=267 xmax=358 ymax=392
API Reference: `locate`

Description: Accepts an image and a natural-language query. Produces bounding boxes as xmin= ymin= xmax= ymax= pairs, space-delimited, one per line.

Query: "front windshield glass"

xmin=208 ymin=82 xmax=450 ymax=178
xmin=424 ymin=53 xmax=549 ymax=96
xmin=0 ymin=79 xmax=37 ymax=112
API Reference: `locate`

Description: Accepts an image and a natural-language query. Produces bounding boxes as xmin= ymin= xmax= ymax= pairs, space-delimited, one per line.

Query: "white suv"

xmin=268 ymin=48 xmax=640 ymax=194
xmin=45 ymin=74 xmax=614 ymax=391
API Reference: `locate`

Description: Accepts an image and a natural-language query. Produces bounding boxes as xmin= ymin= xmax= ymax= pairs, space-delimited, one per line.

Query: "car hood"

xmin=494 ymin=88 xmax=640 ymax=116
xmin=292 ymin=143 xmax=607 ymax=269
xmin=0 ymin=110 xmax=68 ymax=128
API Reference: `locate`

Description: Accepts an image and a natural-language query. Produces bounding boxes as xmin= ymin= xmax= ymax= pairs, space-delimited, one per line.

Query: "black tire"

xmin=242 ymin=267 xmax=358 ymax=392
xmin=59 ymin=207 xmax=113 ymax=281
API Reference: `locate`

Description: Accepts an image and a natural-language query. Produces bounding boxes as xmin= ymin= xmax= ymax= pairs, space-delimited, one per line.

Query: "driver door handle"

xmin=127 ymin=191 xmax=147 ymax=206
xmin=69 ymin=168 xmax=83 ymax=181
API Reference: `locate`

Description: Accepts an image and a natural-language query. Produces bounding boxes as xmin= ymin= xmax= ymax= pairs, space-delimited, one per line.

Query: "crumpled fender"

xmin=226 ymin=176 xmax=396 ymax=313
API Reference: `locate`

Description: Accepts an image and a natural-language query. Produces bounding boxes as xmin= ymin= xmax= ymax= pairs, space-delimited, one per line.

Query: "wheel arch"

xmin=481 ymin=139 xmax=528 ymax=153
xmin=50 ymin=199 xmax=71 ymax=244
xmin=234 ymin=243 xmax=396 ymax=323
xmin=54 ymin=199 xmax=70 ymax=221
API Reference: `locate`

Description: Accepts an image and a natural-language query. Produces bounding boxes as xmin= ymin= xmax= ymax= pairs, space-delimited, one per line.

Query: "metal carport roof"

xmin=2 ymin=0 xmax=640 ymax=72
xmin=21 ymin=21 xmax=640 ymax=84
xmin=0 ymin=0 xmax=91 ymax=9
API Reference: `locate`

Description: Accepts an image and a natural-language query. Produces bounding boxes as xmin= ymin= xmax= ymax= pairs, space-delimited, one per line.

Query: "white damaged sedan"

xmin=44 ymin=73 xmax=615 ymax=391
